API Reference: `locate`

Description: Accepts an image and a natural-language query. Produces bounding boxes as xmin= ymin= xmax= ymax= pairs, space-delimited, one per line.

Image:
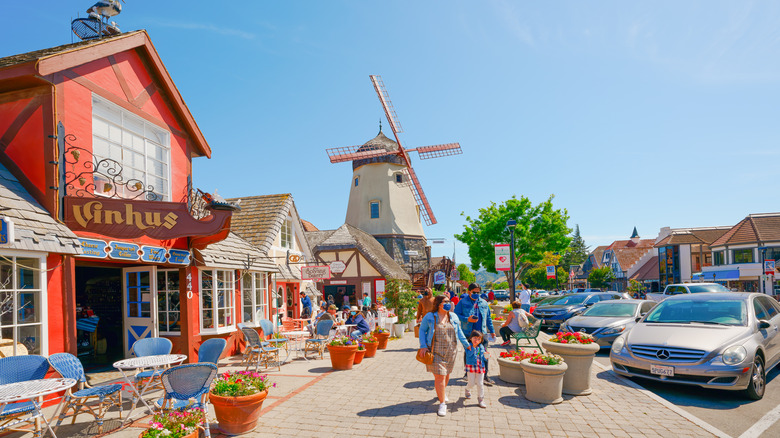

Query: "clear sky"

xmin=3 ymin=1 xmax=780 ymax=267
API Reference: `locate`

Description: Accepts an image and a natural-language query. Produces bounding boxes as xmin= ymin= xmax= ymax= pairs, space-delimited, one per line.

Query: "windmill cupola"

xmin=352 ymin=131 xmax=404 ymax=170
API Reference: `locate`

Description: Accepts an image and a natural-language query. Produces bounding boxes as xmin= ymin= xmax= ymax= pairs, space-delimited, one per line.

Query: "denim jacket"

xmin=418 ymin=311 xmax=469 ymax=350
xmin=453 ymin=295 xmax=495 ymax=335
xmin=464 ymin=344 xmax=487 ymax=367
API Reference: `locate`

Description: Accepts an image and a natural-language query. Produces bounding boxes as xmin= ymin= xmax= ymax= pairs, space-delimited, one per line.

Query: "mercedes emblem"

xmin=656 ymin=349 xmax=671 ymax=360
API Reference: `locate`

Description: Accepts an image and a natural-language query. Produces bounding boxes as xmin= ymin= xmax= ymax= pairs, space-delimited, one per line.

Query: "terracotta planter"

xmin=542 ymin=340 xmax=600 ymax=396
xmin=393 ymin=323 xmax=406 ymax=338
xmin=363 ymin=341 xmax=378 ymax=357
xmin=209 ymin=390 xmax=268 ymax=435
xmin=327 ymin=344 xmax=358 ymax=370
xmin=375 ymin=332 xmax=390 ymax=349
xmin=519 ymin=359 xmax=567 ymax=404
xmin=353 ymin=348 xmax=366 ymax=364
xmin=497 ymin=357 xmax=525 ymax=385
xmin=140 ymin=431 xmax=197 ymax=438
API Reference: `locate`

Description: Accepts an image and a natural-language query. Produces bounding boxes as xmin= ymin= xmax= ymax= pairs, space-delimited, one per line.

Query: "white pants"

xmin=466 ymin=372 xmax=484 ymax=398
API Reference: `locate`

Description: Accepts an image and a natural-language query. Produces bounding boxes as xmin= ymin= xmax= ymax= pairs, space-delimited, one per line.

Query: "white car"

xmin=533 ymin=290 xmax=549 ymax=298
xmin=646 ymin=283 xmax=730 ymax=303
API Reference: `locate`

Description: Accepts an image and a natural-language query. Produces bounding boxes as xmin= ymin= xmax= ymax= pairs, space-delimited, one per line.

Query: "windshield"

xmin=687 ymin=284 xmax=730 ymax=293
xmin=545 ymin=294 xmax=588 ymax=306
xmin=582 ymin=302 xmax=637 ymax=317
xmin=644 ymin=299 xmax=746 ymax=326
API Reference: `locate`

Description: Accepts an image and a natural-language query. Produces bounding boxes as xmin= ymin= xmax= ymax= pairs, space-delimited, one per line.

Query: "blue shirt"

xmin=453 ymin=294 xmax=495 ymax=335
xmin=465 ymin=344 xmax=487 ymax=367
xmin=301 ymin=295 xmax=312 ymax=312
xmin=346 ymin=314 xmax=369 ymax=333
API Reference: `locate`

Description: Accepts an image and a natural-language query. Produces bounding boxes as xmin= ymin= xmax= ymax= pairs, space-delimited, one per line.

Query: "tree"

xmin=560 ymin=224 xmax=589 ymax=270
xmin=383 ymin=279 xmax=418 ymax=324
xmin=455 ymin=195 xmax=571 ymax=293
xmin=494 ymin=281 xmax=509 ymax=290
xmin=524 ymin=253 xmax=569 ymax=289
xmin=484 ymin=281 xmax=494 ymax=290
xmin=588 ymin=266 xmax=615 ymax=289
xmin=627 ymin=279 xmax=644 ymax=296
xmin=457 ymin=264 xmax=476 ymax=285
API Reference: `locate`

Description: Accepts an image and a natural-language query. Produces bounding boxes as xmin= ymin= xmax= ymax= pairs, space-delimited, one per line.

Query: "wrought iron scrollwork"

xmin=63 ymin=133 xmax=161 ymax=201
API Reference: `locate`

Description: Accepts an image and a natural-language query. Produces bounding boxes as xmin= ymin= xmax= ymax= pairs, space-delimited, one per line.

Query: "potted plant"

xmin=361 ymin=333 xmax=379 ymax=357
xmin=373 ymin=327 xmax=391 ymax=350
xmin=140 ymin=408 xmax=205 ymax=438
xmin=384 ymin=279 xmax=418 ymax=337
xmin=542 ymin=331 xmax=600 ymax=396
xmin=353 ymin=342 xmax=367 ymax=364
xmin=497 ymin=350 xmax=539 ymax=385
xmin=519 ymin=353 xmax=567 ymax=404
xmin=492 ymin=314 xmax=505 ymax=334
xmin=209 ymin=371 xmax=274 ymax=435
xmin=327 ymin=336 xmax=359 ymax=370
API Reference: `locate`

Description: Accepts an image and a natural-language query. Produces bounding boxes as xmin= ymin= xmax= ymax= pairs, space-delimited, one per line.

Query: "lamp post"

xmin=507 ymin=219 xmax=517 ymax=303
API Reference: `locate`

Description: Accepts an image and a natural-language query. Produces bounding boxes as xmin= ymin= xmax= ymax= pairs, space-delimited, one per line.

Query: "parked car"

xmin=532 ymin=292 xmax=626 ymax=331
xmin=572 ymin=288 xmax=602 ymax=293
xmin=533 ymin=290 xmax=549 ymax=298
xmin=529 ymin=296 xmax=561 ymax=314
xmin=646 ymin=282 xmax=730 ymax=302
xmin=493 ymin=290 xmax=510 ymax=301
xmin=610 ymin=292 xmax=780 ymax=400
xmin=560 ymin=300 xmax=657 ymax=347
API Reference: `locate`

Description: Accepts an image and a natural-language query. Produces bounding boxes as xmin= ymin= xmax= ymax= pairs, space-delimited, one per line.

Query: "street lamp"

xmin=507 ymin=219 xmax=517 ymax=303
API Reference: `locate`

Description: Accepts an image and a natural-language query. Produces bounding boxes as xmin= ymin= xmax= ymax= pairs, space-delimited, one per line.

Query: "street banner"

xmin=546 ymin=265 xmax=556 ymax=279
xmin=451 ymin=269 xmax=459 ymax=281
xmin=765 ymin=260 xmax=776 ymax=276
xmin=434 ymin=271 xmax=446 ymax=284
xmin=495 ymin=244 xmax=511 ymax=271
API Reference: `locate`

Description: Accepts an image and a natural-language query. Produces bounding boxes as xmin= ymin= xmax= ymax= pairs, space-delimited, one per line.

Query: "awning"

xmin=700 ymin=269 xmax=740 ymax=281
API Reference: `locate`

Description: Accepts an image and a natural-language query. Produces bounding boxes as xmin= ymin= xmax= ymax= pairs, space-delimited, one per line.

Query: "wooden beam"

xmin=108 ymin=55 xmax=134 ymax=102
xmin=0 ymin=94 xmax=43 ymax=152
xmin=0 ymin=86 xmax=50 ymax=105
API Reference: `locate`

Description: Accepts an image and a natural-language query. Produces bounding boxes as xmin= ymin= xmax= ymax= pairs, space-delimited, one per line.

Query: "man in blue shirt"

xmin=454 ymin=283 xmax=496 ymax=385
xmin=345 ymin=306 xmax=370 ymax=339
xmin=300 ymin=291 xmax=312 ymax=319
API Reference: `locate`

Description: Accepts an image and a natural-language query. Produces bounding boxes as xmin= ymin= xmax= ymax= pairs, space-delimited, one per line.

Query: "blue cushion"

xmin=0 ymin=401 xmax=34 ymax=417
xmin=72 ymin=384 xmax=122 ymax=398
xmin=135 ymin=370 xmax=164 ymax=380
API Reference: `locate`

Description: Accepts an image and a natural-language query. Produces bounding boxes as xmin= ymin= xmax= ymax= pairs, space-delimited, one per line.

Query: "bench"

xmin=512 ymin=319 xmax=544 ymax=352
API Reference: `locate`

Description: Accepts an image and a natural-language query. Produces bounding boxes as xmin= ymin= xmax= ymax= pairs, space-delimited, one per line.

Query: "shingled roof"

xmin=711 ymin=213 xmax=780 ymax=247
xmin=631 ymin=256 xmax=659 ymax=281
xmin=655 ymin=227 xmax=730 ymax=247
xmin=194 ymin=232 xmax=277 ymax=271
xmin=0 ymin=163 xmax=81 ymax=254
xmin=226 ymin=194 xmax=296 ymax=255
xmin=307 ymin=224 xmax=410 ymax=280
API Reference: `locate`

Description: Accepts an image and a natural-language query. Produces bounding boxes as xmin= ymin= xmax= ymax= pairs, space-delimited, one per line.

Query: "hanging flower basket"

xmin=542 ymin=332 xmax=600 ymax=396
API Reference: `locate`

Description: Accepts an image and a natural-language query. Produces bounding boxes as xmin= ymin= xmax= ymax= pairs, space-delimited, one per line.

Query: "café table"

xmin=279 ymin=330 xmax=311 ymax=362
xmin=113 ymin=354 xmax=186 ymax=424
xmin=335 ymin=324 xmax=357 ymax=337
xmin=0 ymin=378 xmax=76 ymax=438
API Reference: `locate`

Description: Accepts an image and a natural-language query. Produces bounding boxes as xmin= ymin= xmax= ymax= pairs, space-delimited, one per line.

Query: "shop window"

xmin=200 ymin=269 xmax=235 ymax=332
xmin=242 ymin=272 xmax=268 ymax=324
xmin=92 ymin=95 xmax=171 ymax=201
xmin=370 ymin=201 xmax=380 ymax=219
xmin=157 ymin=270 xmax=180 ymax=334
xmin=0 ymin=256 xmax=44 ymax=356
xmin=713 ymin=251 xmax=726 ymax=266
xmin=733 ymin=249 xmax=754 ymax=264
xmin=280 ymin=218 xmax=293 ymax=249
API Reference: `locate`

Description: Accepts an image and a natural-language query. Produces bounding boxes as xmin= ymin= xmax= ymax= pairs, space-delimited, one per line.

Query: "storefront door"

xmin=122 ymin=266 xmax=158 ymax=357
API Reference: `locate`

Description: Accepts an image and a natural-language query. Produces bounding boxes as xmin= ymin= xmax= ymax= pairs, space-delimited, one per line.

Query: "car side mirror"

xmin=635 ymin=316 xmax=642 ymax=322
xmin=584 ymin=302 xmax=594 ymax=307
xmin=759 ymin=320 xmax=771 ymax=330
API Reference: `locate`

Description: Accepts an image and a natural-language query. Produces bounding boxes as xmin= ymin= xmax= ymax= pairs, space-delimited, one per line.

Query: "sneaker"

xmin=437 ymin=403 xmax=447 ymax=416
xmin=478 ymin=397 xmax=487 ymax=408
xmin=444 ymin=395 xmax=449 ymax=403
xmin=500 ymin=340 xmax=511 ymax=347
xmin=484 ymin=377 xmax=495 ymax=386
xmin=465 ymin=389 xmax=471 ymax=399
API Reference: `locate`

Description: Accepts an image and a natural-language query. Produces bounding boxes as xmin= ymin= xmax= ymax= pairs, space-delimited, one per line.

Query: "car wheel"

xmin=745 ymin=355 xmax=765 ymax=400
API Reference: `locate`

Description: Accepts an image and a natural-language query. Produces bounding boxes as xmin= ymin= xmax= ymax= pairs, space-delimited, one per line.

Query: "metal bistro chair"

xmin=48 ymin=353 xmax=123 ymax=434
xmin=131 ymin=337 xmax=173 ymax=394
xmin=240 ymin=327 xmax=280 ymax=372
xmin=237 ymin=323 xmax=263 ymax=367
xmin=198 ymin=338 xmax=226 ymax=365
xmin=158 ymin=364 xmax=218 ymax=438
xmin=512 ymin=319 xmax=544 ymax=352
xmin=0 ymin=355 xmax=51 ymax=437
xmin=259 ymin=319 xmax=288 ymax=352
xmin=304 ymin=319 xmax=334 ymax=360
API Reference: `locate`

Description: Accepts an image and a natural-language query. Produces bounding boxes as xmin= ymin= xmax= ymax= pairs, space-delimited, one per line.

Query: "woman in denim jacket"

xmin=419 ymin=295 xmax=469 ymax=417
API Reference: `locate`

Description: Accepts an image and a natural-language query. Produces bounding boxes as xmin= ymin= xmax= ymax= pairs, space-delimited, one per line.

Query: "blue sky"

xmin=3 ymin=1 xmax=780 ymax=267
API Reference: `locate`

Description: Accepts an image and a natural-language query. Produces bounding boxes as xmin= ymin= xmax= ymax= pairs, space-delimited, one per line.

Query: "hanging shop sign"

xmin=288 ymin=254 xmax=304 ymax=263
xmin=78 ymin=238 xmax=108 ymax=258
xmin=64 ymin=196 xmax=232 ymax=240
xmin=451 ymin=269 xmax=459 ymax=281
xmin=168 ymin=249 xmax=191 ymax=265
xmin=77 ymin=238 xmax=191 ymax=264
xmin=765 ymin=260 xmax=776 ymax=276
xmin=301 ymin=265 xmax=331 ymax=280
xmin=330 ymin=260 xmax=347 ymax=274
xmin=141 ymin=246 xmax=167 ymax=263
xmin=0 ymin=217 xmax=14 ymax=245
xmin=495 ymin=244 xmax=510 ymax=271
xmin=434 ymin=271 xmax=446 ymax=284
xmin=330 ymin=280 xmax=347 ymax=285
xmin=109 ymin=241 xmax=141 ymax=261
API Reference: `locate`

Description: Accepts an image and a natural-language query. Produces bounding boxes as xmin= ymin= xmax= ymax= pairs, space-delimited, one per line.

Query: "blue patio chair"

xmin=0 ymin=355 xmax=51 ymax=437
xmin=304 ymin=319 xmax=334 ymax=360
xmin=240 ymin=327 xmax=280 ymax=371
xmin=131 ymin=337 xmax=173 ymax=393
xmin=198 ymin=338 xmax=226 ymax=365
xmin=157 ymin=364 xmax=217 ymax=438
xmin=259 ymin=319 xmax=287 ymax=350
xmin=48 ymin=353 xmax=122 ymax=434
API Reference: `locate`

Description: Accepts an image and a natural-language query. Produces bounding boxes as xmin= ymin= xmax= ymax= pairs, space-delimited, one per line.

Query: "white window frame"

xmin=92 ymin=94 xmax=172 ymax=201
xmin=157 ymin=269 xmax=180 ymax=335
xmin=199 ymin=269 xmax=236 ymax=334
xmin=0 ymin=251 xmax=47 ymax=356
xmin=242 ymin=271 xmax=268 ymax=325
xmin=280 ymin=218 xmax=293 ymax=249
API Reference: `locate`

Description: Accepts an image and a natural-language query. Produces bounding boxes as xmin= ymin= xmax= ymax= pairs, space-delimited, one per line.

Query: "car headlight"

xmin=600 ymin=325 xmax=626 ymax=336
xmin=611 ymin=336 xmax=625 ymax=355
xmin=721 ymin=345 xmax=747 ymax=365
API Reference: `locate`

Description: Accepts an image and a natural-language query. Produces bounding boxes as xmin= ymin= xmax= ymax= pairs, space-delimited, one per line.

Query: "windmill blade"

xmin=326 ymin=144 xmax=397 ymax=163
xmin=370 ymin=75 xmax=404 ymax=139
xmin=402 ymin=166 xmax=437 ymax=226
xmin=412 ymin=143 xmax=463 ymax=160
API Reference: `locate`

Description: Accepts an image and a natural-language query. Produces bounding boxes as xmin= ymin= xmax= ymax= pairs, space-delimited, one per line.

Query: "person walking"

xmin=464 ymin=330 xmax=489 ymax=408
xmin=499 ymin=301 xmax=532 ymax=346
xmin=519 ymin=284 xmax=532 ymax=312
xmin=418 ymin=295 xmax=469 ymax=417
xmin=415 ymin=288 xmax=436 ymax=324
xmin=300 ymin=291 xmax=312 ymax=319
xmin=454 ymin=283 xmax=496 ymax=385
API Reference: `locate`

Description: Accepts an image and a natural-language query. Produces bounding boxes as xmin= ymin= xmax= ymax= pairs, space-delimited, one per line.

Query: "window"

xmin=756 ymin=296 xmax=779 ymax=319
xmin=762 ymin=247 xmax=780 ymax=262
xmin=157 ymin=270 xmax=180 ymax=334
xmin=602 ymin=252 xmax=611 ymax=264
xmin=280 ymin=219 xmax=293 ymax=249
xmin=370 ymin=201 xmax=380 ymax=219
xmin=0 ymin=256 xmax=45 ymax=356
xmin=200 ymin=269 xmax=235 ymax=331
xmin=395 ymin=173 xmax=403 ymax=183
xmin=354 ymin=177 xmax=359 ymax=187
xmin=713 ymin=251 xmax=726 ymax=266
xmin=733 ymin=249 xmax=754 ymax=264
xmin=242 ymin=272 xmax=268 ymax=324
xmin=754 ymin=299 xmax=770 ymax=321
xmin=92 ymin=95 xmax=171 ymax=200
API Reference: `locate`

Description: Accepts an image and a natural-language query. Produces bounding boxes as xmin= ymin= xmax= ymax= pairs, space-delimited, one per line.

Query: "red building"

xmin=0 ymin=31 xmax=261 ymax=366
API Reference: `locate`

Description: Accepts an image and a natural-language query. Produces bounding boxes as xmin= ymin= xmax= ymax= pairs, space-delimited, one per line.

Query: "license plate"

xmin=650 ymin=364 xmax=674 ymax=376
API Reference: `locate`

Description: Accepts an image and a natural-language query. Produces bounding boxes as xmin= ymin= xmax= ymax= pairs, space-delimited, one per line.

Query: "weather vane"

xmin=72 ymin=0 xmax=125 ymax=41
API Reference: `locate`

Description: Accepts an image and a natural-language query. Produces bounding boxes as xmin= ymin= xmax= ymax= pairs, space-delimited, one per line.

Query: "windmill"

xmin=326 ymin=75 xmax=462 ymax=226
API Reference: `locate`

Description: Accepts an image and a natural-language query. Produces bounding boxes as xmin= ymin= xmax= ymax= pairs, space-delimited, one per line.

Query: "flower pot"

xmin=363 ymin=341 xmax=378 ymax=357
xmin=491 ymin=305 xmax=506 ymax=315
xmin=353 ymin=349 xmax=366 ymax=364
xmin=209 ymin=390 xmax=268 ymax=435
xmin=375 ymin=332 xmax=390 ymax=349
xmin=414 ymin=324 xmax=419 ymax=338
xmin=327 ymin=344 xmax=358 ymax=370
xmin=493 ymin=320 xmax=504 ymax=334
xmin=542 ymin=340 xmax=600 ymax=396
xmin=497 ymin=357 xmax=525 ymax=385
xmin=519 ymin=359 xmax=567 ymax=404
xmin=407 ymin=320 xmax=415 ymax=331
xmin=140 ymin=431 xmax=198 ymax=438
xmin=393 ymin=323 xmax=406 ymax=338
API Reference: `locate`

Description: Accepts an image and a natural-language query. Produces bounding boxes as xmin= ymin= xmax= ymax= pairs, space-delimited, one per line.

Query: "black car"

xmin=532 ymin=292 xmax=625 ymax=331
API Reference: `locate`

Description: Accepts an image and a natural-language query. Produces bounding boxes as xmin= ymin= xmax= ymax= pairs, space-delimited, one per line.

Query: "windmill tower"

xmin=326 ymin=75 xmax=462 ymax=272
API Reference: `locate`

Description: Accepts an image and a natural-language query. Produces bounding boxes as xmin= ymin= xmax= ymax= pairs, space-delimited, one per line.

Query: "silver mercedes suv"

xmin=609 ymin=292 xmax=780 ymax=400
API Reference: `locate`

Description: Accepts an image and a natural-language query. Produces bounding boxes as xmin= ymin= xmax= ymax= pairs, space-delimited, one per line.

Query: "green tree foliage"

xmin=588 ymin=266 xmax=615 ymax=289
xmin=455 ymin=195 xmax=571 ymax=284
xmin=457 ymin=264 xmax=476 ymax=285
xmin=383 ymin=279 xmax=418 ymax=324
xmin=523 ymin=253 xmax=569 ymax=290
xmin=627 ymin=279 xmax=644 ymax=295
xmin=494 ymin=281 xmax=509 ymax=290
xmin=560 ymin=224 xmax=589 ymax=270
xmin=484 ymin=281 xmax=494 ymax=290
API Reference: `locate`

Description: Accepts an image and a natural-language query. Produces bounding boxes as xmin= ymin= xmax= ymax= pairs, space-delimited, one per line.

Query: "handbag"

xmin=416 ymin=316 xmax=438 ymax=365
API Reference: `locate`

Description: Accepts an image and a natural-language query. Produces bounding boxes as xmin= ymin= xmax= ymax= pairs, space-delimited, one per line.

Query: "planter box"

xmin=520 ymin=359 xmax=567 ymax=404
xmin=542 ymin=340 xmax=600 ymax=396
xmin=497 ymin=357 xmax=525 ymax=385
